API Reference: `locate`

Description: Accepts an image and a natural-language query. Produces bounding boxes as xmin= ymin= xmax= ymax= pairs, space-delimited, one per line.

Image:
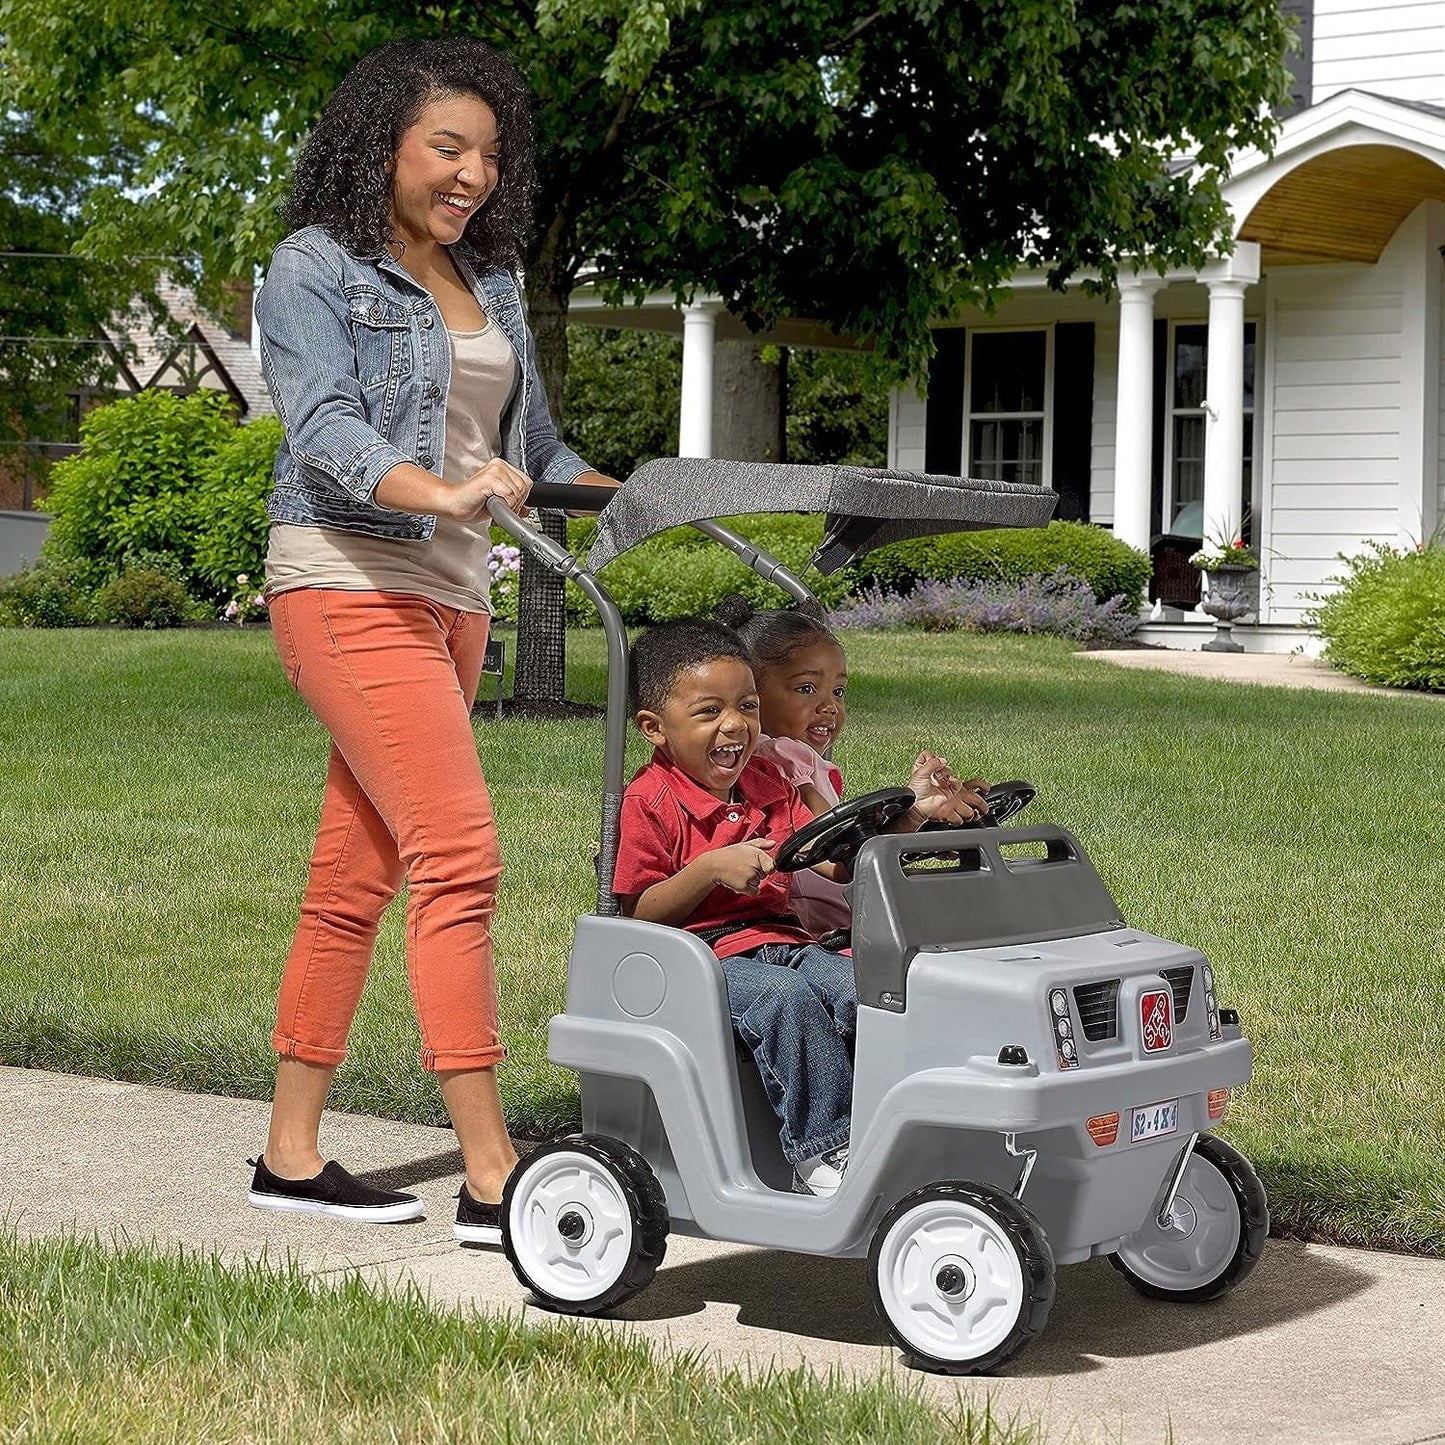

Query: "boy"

xmin=612 ymin=618 xmax=856 ymax=1196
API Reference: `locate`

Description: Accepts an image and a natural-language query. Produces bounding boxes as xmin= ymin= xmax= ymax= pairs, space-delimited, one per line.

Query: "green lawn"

xmin=0 ymin=1230 xmax=1030 ymax=1443
xmin=2 ymin=626 xmax=1442 ymax=1252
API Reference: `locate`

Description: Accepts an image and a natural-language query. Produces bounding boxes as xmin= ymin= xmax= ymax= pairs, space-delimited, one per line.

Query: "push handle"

xmin=525 ymin=480 xmax=620 ymax=514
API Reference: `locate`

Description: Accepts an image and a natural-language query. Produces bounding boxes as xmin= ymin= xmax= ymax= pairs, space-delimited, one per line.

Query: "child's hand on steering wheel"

xmin=710 ymin=838 xmax=778 ymax=895
xmin=907 ymin=751 xmax=990 ymax=825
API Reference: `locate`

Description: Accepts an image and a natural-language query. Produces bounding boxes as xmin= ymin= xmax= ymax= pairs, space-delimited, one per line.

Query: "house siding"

xmin=1089 ymin=322 xmax=1119 ymax=528
xmin=1264 ymin=263 xmax=1403 ymax=623
xmin=892 ymin=388 xmax=927 ymax=473
xmin=1438 ymin=276 xmax=1445 ymax=538
xmin=1311 ymin=0 xmax=1445 ymax=108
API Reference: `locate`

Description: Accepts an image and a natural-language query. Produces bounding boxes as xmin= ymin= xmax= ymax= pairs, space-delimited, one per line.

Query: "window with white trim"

xmin=966 ymin=329 xmax=1051 ymax=487
xmin=1164 ymin=321 xmax=1256 ymax=535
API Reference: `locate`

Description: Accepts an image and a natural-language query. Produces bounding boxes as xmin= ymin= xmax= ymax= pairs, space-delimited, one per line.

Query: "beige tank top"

xmin=265 ymin=321 xmax=519 ymax=613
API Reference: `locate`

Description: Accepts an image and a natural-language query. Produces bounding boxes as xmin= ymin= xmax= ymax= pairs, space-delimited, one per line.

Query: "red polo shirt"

xmin=614 ymin=748 xmax=817 ymax=959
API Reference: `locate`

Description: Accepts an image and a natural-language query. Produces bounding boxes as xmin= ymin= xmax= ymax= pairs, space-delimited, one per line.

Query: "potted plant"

xmin=1189 ymin=535 xmax=1258 ymax=653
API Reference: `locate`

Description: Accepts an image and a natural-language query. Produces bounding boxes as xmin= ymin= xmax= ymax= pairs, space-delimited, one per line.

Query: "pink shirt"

xmin=753 ymin=735 xmax=852 ymax=936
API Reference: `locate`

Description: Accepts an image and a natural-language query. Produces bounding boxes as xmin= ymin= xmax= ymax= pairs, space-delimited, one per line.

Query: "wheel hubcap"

xmin=876 ymin=1199 xmax=1025 ymax=1361
xmin=933 ymin=1256 xmax=974 ymax=1300
xmin=508 ymin=1150 xmax=634 ymax=1303
xmin=1118 ymin=1155 xmax=1241 ymax=1289
xmin=556 ymin=1206 xmax=592 ymax=1244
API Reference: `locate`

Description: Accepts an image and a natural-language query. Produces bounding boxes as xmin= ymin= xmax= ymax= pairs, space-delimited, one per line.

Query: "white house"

xmin=574 ymin=1 xmax=1445 ymax=651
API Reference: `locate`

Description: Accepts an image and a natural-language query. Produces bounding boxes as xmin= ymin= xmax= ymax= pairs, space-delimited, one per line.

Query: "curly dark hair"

xmin=714 ymin=593 xmax=838 ymax=674
xmin=629 ymin=620 xmax=754 ymax=717
xmin=285 ymin=37 xmax=536 ymax=271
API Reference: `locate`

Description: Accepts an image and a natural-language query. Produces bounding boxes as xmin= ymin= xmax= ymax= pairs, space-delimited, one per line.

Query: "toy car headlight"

xmin=1049 ymin=988 xmax=1079 ymax=1068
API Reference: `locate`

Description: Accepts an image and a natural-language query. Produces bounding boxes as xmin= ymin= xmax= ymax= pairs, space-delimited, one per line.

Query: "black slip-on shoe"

xmin=247 ymin=1156 xmax=424 ymax=1223
xmin=454 ymin=1182 xmax=503 ymax=1247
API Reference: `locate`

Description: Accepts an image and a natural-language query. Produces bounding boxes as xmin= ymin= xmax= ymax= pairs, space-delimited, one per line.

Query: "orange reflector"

xmin=1087 ymin=1113 xmax=1120 ymax=1146
xmin=1207 ymin=1088 xmax=1229 ymax=1121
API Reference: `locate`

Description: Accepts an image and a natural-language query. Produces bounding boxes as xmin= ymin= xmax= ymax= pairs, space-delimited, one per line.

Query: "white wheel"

xmin=1111 ymin=1135 xmax=1268 ymax=1301
xmin=868 ymin=1181 xmax=1054 ymax=1374
xmin=502 ymin=1135 xmax=667 ymax=1315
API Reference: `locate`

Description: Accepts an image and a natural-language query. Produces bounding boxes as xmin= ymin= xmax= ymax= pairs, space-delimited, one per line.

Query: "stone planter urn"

xmin=1199 ymin=564 xmax=1258 ymax=653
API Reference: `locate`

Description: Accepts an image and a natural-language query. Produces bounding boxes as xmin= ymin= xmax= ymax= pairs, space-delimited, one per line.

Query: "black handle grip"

xmin=526 ymin=481 xmax=619 ymax=514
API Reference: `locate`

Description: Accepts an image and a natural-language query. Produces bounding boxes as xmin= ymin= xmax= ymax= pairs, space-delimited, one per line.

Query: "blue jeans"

xmin=722 ymin=942 xmax=856 ymax=1165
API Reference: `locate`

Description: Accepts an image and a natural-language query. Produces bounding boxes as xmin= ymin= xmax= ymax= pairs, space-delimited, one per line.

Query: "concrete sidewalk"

xmin=3 ymin=1066 xmax=1442 ymax=1444
xmin=1082 ymin=648 xmax=1440 ymax=696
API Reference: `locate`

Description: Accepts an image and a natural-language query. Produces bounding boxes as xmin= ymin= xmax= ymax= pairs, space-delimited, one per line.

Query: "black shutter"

xmin=1279 ymin=0 xmax=1313 ymax=116
xmin=925 ymin=329 xmax=966 ymax=475
xmin=1051 ymin=323 xmax=1094 ymax=521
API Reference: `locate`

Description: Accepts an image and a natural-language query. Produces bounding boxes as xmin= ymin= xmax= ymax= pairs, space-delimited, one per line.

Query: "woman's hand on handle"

xmin=447 ymin=459 xmax=534 ymax=522
xmin=373 ymin=458 xmax=533 ymax=523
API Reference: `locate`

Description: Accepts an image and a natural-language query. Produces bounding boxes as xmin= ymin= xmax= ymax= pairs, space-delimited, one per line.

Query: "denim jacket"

xmin=255 ymin=225 xmax=589 ymax=540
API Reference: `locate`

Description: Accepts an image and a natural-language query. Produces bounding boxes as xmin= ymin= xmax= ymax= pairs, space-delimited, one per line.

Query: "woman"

xmin=249 ymin=37 xmax=614 ymax=1245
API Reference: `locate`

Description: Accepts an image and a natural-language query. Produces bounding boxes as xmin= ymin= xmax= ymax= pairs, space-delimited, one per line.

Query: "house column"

xmin=1113 ymin=276 xmax=1165 ymax=552
xmin=679 ymin=299 xmax=723 ymax=458
xmin=1202 ymin=278 xmax=1248 ymax=547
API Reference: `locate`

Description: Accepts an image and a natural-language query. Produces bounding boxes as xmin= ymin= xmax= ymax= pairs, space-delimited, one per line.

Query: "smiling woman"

xmin=247 ymin=38 xmax=616 ymax=1247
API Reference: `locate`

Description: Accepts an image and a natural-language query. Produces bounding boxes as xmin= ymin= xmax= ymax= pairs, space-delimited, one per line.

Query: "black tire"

xmin=1109 ymin=1135 xmax=1268 ymax=1302
xmin=501 ymin=1133 xmax=669 ymax=1316
xmin=868 ymin=1180 xmax=1056 ymax=1375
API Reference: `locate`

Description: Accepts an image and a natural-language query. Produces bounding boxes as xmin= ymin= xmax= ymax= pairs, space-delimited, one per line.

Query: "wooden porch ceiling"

xmin=1239 ymin=144 xmax=1445 ymax=265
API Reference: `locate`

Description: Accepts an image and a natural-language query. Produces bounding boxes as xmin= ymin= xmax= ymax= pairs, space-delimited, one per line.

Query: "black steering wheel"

xmin=919 ymin=779 xmax=1037 ymax=830
xmin=774 ymin=788 xmax=916 ymax=873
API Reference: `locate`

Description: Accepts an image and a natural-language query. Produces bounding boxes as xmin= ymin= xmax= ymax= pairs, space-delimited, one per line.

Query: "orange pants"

xmin=269 ymin=589 xmax=505 ymax=1072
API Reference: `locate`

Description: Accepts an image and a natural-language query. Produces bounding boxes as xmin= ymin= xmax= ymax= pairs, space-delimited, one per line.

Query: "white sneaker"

xmin=792 ymin=1145 xmax=849 ymax=1197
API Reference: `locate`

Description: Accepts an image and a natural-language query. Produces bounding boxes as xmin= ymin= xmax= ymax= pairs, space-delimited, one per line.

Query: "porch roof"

xmin=1226 ymin=90 xmax=1445 ymax=266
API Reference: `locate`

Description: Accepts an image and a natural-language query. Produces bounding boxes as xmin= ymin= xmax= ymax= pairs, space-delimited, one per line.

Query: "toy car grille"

xmin=1072 ymin=979 xmax=1120 ymax=1041
xmin=1159 ymin=965 xmax=1194 ymax=1023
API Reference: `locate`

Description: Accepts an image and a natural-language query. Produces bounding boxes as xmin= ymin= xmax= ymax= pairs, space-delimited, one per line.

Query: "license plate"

xmin=1131 ymin=1098 xmax=1179 ymax=1142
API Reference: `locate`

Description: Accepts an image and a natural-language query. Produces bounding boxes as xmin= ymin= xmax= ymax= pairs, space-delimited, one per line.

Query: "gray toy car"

xmin=488 ymin=460 xmax=1267 ymax=1375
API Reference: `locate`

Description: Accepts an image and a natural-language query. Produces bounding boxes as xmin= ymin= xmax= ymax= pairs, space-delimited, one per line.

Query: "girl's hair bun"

xmin=714 ymin=593 xmax=755 ymax=629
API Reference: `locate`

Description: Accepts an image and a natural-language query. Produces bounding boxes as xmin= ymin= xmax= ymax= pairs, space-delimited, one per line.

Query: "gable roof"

xmin=104 ymin=278 xmax=273 ymax=420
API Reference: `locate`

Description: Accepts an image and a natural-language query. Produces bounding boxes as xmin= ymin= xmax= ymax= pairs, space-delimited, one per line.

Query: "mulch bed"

xmin=474 ymin=697 xmax=605 ymax=722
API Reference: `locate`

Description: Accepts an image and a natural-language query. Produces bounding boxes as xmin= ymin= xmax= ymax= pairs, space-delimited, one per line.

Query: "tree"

xmin=2 ymin=0 xmax=1292 ymax=691
xmin=0 ymin=115 xmax=161 ymax=505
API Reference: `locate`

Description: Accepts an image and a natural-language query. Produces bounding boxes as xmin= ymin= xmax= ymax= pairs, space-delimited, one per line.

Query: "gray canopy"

xmin=584 ymin=459 xmax=1057 ymax=575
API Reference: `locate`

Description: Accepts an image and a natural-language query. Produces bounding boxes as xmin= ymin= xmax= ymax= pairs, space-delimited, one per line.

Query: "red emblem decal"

xmin=1140 ymin=989 xmax=1173 ymax=1052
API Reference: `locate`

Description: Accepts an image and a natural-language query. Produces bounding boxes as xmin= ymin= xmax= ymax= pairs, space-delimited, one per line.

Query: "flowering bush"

xmin=484 ymin=542 xmax=524 ymax=621
xmin=1190 ymin=538 xmax=1259 ymax=571
xmin=219 ymin=573 xmax=267 ymax=626
xmin=830 ymin=568 xmax=1141 ymax=645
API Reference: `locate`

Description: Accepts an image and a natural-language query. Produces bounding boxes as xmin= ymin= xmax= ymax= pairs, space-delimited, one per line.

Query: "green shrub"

xmin=93 ymin=567 xmax=191 ymax=629
xmin=42 ymin=391 xmax=281 ymax=604
xmin=1308 ymin=541 xmax=1445 ymax=691
xmin=558 ymin=513 xmax=857 ymax=626
xmin=0 ymin=555 xmax=95 ymax=627
xmin=44 ymin=391 xmax=231 ymax=582
xmin=192 ymin=417 xmax=284 ymax=595
xmin=858 ymin=519 xmax=1151 ymax=609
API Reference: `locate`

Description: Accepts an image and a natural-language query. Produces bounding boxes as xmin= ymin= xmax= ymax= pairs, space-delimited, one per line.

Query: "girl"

xmin=715 ymin=595 xmax=988 ymax=937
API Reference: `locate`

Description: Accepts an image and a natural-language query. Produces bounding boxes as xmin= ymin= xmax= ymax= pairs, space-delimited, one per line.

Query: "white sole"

xmin=454 ymin=1220 xmax=503 ymax=1246
xmin=247 ymin=1190 xmax=424 ymax=1223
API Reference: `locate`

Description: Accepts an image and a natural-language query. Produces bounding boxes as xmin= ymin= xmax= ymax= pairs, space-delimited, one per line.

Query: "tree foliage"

xmin=0 ymin=115 xmax=162 ymax=461
xmin=2 ymin=0 xmax=1293 ymax=383
xmin=560 ymin=329 xmax=888 ymax=477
